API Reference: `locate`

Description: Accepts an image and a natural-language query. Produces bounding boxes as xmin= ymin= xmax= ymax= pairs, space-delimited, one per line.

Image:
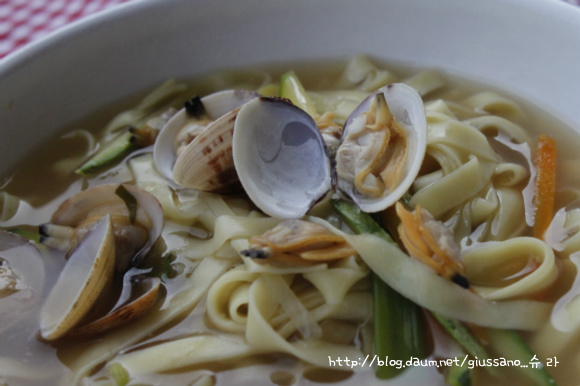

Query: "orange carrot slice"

xmin=533 ymin=134 xmax=557 ymax=238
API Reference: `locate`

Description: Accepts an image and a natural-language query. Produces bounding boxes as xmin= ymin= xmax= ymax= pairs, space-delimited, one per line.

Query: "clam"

xmin=39 ymin=214 xmax=116 ymax=340
xmin=241 ymin=219 xmax=357 ymax=266
xmin=67 ymin=275 xmax=161 ymax=337
xmin=38 ymin=185 xmax=165 ymax=340
xmin=153 ymin=89 xmax=258 ymax=191
xmin=335 ymin=83 xmax=427 ymax=212
xmin=233 ymin=97 xmax=333 ymax=218
xmin=232 ymin=84 xmax=427 ymax=218
xmin=39 ymin=183 xmax=164 ymax=270
xmin=396 ymin=202 xmax=469 ymax=288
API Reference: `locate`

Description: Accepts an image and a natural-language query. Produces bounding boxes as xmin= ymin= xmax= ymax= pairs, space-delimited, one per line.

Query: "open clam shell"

xmin=233 ymin=97 xmax=332 ymax=218
xmin=172 ymin=108 xmax=241 ymax=193
xmin=67 ymin=276 xmax=161 ymax=337
xmin=231 ymin=84 xmax=427 ymax=218
xmin=336 ymin=83 xmax=427 ymax=212
xmin=153 ymin=89 xmax=258 ymax=188
xmin=39 ymin=214 xmax=116 ymax=341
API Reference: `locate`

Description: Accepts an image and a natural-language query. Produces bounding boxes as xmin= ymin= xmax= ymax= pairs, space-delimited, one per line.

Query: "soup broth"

xmin=1 ymin=56 xmax=579 ymax=386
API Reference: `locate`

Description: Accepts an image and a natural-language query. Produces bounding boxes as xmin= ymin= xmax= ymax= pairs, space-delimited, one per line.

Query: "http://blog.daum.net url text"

xmin=328 ymin=355 xmax=559 ymax=370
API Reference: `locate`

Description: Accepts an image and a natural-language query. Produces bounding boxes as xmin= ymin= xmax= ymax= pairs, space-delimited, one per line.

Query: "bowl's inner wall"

xmin=0 ymin=0 xmax=579 ymax=179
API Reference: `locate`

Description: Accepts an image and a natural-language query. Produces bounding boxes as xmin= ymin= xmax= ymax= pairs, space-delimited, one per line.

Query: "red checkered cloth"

xmin=0 ymin=0 xmax=578 ymax=60
xmin=0 ymin=0 xmax=135 ymax=59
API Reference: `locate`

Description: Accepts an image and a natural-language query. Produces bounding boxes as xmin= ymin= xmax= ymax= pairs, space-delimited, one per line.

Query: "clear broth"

xmin=1 ymin=58 xmax=579 ymax=386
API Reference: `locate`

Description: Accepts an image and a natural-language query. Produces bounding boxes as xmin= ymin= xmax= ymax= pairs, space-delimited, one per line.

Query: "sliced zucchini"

xmin=331 ymin=199 xmax=428 ymax=379
xmin=75 ymin=131 xmax=137 ymax=175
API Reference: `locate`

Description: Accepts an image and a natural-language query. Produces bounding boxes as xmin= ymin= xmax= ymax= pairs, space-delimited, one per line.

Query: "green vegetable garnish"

xmin=75 ymin=130 xmax=135 ymax=175
xmin=279 ymin=70 xmax=318 ymax=117
xmin=431 ymin=312 xmax=490 ymax=364
xmin=115 ymin=185 xmax=137 ymax=224
xmin=331 ymin=198 xmax=555 ymax=385
xmin=108 ymin=363 xmax=130 ymax=386
xmin=331 ymin=199 xmax=428 ymax=378
xmin=6 ymin=227 xmax=41 ymax=244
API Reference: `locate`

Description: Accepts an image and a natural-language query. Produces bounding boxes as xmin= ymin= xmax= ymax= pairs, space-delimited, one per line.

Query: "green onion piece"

xmin=279 ymin=70 xmax=318 ymax=117
xmin=148 ymin=253 xmax=181 ymax=283
xmin=485 ymin=328 xmax=558 ymax=386
xmin=431 ymin=311 xmax=490 ymax=361
xmin=373 ymin=272 xmax=427 ymax=378
xmin=108 ymin=363 xmax=130 ymax=386
xmin=332 ymin=198 xmax=554 ymax=385
xmin=431 ymin=311 xmax=500 ymax=378
xmin=6 ymin=227 xmax=41 ymax=244
xmin=330 ymin=199 xmax=393 ymax=240
xmin=115 ymin=185 xmax=137 ymax=224
xmin=330 ymin=199 xmax=427 ymax=378
xmin=75 ymin=130 xmax=137 ymax=175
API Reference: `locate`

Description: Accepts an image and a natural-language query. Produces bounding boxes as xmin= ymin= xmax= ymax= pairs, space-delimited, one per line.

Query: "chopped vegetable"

xmin=75 ymin=127 xmax=156 ymax=175
xmin=333 ymin=199 xmax=551 ymax=385
xmin=279 ymin=70 xmax=318 ymax=117
xmin=75 ymin=130 xmax=135 ymax=174
xmin=330 ymin=199 xmax=393 ymax=241
xmin=108 ymin=362 xmax=130 ymax=386
xmin=373 ymin=273 xmax=427 ymax=378
xmin=148 ymin=253 xmax=182 ymax=282
xmin=115 ymin=185 xmax=137 ymax=224
xmin=430 ymin=311 xmax=499 ymax=377
xmin=7 ymin=227 xmax=41 ymax=244
xmin=330 ymin=199 xmax=428 ymax=378
xmin=533 ymin=134 xmax=557 ymax=238
xmin=486 ymin=328 xmax=557 ymax=386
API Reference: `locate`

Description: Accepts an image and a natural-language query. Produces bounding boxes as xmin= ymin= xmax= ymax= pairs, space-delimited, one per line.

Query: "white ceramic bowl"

xmin=0 ymin=1 xmax=579 ymax=385
xmin=0 ymin=0 xmax=579 ymax=181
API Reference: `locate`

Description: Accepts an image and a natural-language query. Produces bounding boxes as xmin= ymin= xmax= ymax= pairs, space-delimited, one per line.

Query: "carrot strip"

xmin=533 ymin=134 xmax=557 ymax=238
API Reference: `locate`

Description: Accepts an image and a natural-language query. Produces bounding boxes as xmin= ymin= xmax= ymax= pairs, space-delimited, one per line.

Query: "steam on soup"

xmin=1 ymin=56 xmax=579 ymax=386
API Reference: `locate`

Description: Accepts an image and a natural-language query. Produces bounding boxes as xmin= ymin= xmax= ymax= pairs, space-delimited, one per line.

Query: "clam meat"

xmin=396 ymin=202 xmax=469 ymax=288
xmin=335 ymin=83 xmax=427 ymax=212
xmin=241 ymin=219 xmax=356 ymax=266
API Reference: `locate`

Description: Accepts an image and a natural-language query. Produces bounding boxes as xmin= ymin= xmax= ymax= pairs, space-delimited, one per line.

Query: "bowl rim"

xmin=1 ymin=0 xmax=579 ymax=76
xmin=0 ymin=0 xmax=579 ymax=178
